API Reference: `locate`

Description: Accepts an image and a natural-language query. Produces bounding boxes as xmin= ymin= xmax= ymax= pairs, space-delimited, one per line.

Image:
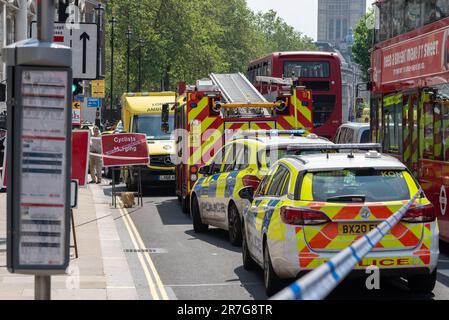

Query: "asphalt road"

xmin=103 ymin=184 xmax=449 ymax=300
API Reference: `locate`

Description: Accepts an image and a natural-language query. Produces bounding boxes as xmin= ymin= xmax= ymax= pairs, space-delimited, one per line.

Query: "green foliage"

xmin=104 ymin=0 xmax=316 ymax=107
xmin=352 ymin=9 xmax=375 ymax=82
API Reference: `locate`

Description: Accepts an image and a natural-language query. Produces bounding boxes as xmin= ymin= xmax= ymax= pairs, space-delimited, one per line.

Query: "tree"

xmin=103 ymin=0 xmax=316 ymax=108
xmin=352 ymin=9 xmax=375 ymax=81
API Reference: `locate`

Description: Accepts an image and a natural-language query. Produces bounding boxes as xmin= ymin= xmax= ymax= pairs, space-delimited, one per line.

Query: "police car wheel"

xmin=408 ymin=270 xmax=437 ymax=293
xmin=242 ymin=225 xmax=257 ymax=270
xmin=228 ymin=203 xmax=242 ymax=246
xmin=181 ymin=195 xmax=190 ymax=214
xmin=263 ymin=243 xmax=284 ymax=297
xmin=192 ymin=195 xmax=208 ymax=233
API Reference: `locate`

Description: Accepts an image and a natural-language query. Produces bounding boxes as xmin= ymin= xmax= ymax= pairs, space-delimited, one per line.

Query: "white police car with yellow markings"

xmin=239 ymin=144 xmax=439 ymax=296
xmin=190 ymin=131 xmax=333 ymax=246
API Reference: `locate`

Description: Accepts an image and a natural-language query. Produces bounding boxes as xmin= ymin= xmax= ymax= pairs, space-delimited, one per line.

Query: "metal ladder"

xmin=210 ymin=73 xmax=269 ymax=117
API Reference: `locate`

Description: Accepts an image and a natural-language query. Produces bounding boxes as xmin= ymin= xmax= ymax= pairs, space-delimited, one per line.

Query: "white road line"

xmin=118 ymin=199 xmax=170 ymax=300
xmin=118 ymin=204 xmax=161 ymax=300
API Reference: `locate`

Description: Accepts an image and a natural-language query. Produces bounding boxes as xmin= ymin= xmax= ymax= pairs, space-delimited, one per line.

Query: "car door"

xmin=249 ymin=165 xmax=290 ymax=264
xmin=245 ymin=168 xmax=276 ymax=265
xmin=198 ymin=146 xmax=227 ymax=224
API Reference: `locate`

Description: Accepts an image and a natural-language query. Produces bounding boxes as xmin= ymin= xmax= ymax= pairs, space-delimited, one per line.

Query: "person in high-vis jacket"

xmin=90 ymin=126 xmax=103 ymax=184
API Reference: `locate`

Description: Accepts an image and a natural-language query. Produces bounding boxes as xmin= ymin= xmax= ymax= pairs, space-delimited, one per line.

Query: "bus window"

xmin=434 ymin=103 xmax=444 ymax=161
xmin=423 ymin=101 xmax=434 ymax=159
xmin=383 ymin=95 xmax=402 ymax=154
xmin=443 ymin=102 xmax=449 ymax=160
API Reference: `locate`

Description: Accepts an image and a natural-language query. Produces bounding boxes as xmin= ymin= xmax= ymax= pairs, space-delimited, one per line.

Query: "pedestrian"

xmin=90 ymin=126 xmax=103 ymax=184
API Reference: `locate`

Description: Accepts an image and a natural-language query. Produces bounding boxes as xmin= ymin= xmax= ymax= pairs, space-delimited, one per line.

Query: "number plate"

xmin=159 ymin=175 xmax=175 ymax=181
xmin=338 ymin=223 xmax=379 ymax=235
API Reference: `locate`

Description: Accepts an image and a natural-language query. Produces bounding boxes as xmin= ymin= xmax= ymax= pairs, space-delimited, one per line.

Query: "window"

xmin=343 ymin=128 xmax=354 ymax=143
xmin=209 ymin=147 xmax=226 ymax=174
xmin=392 ymin=0 xmax=405 ymax=37
xmin=260 ymin=147 xmax=289 ymax=168
xmin=279 ymin=171 xmax=291 ymax=196
xmin=329 ymin=19 xmax=334 ymax=40
xmin=423 ymin=102 xmax=434 ymax=159
xmin=234 ymin=144 xmax=250 ymax=171
xmin=405 ymin=0 xmax=422 ymax=32
xmin=222 ymin=143 xmax=237 ymax=172
xmin=336 ymin=19 xmax=341 ymax=40
xmin=310 ymin=169 xmax=412 ymax=202
xmin=266 ymin=166 xmax=288 ymax=196
xmin=360 ymin=129 xmax=371 ymax=143
xmin=342 ymin=19 xmax=348 ymax=39
xmin=284 ymin=61 xmax=330 ymax=79
xmin=256 ymin=169 xmax=275 ymax=197
xmin=382 ymin=94 xmax=403 ymax=154
xmin=133 ymin=115 xmax=174 ymax=140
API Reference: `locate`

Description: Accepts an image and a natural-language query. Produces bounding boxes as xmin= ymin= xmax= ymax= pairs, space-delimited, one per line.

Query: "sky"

xmin=246 ymin=0 xmax=373 ymax=40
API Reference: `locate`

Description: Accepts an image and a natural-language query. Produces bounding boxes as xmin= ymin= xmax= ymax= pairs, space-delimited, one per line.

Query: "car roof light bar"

xmin=287 ymin=143 xmax=382 ymax=153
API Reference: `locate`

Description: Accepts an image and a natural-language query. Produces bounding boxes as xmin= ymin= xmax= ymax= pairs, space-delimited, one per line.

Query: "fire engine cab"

xmin=172 ymin=73 xmax=314 ymax=213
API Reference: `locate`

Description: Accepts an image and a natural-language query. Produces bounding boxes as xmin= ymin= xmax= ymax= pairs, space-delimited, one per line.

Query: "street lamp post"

xmin=109 ymin=16 xmax=117 ymax=123
xmin=126 ymin=28 xmax=132 ymax=93
xmin=138 ymin=38 xmax=144 ymax=92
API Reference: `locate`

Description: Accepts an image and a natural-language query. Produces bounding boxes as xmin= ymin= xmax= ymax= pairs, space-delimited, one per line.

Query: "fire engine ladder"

xmin=210 ymin=72 xmax=270 ymax=117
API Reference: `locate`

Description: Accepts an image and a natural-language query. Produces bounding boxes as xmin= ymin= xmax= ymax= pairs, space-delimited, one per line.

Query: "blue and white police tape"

xmin=271 ymin=189 xmax=423 ymax=300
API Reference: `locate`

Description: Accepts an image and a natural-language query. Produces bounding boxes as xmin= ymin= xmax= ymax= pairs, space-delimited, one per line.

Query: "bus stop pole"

xmin=35 ymin=276 xmax=51 ymax=300
xmin=34 ymin=0 xmax=55 ymax=301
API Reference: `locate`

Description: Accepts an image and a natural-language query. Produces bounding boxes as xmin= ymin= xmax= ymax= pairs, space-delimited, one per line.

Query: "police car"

xmin=239 ymin=144 xmax=439 ymax=296
xmin=190 ymin=131 xmax=333 ymax=246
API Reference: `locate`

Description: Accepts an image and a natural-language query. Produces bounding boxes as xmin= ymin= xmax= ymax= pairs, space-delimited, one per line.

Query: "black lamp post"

xmin=138 ymin=38 xmax=144 ymax=92
xmin=126 ymin=28 xmax=132 ymax=93
xmin=109 ymin=16 xmax=117 ymax=122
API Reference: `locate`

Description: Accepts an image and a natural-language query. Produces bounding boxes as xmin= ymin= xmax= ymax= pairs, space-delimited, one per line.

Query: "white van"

xmin=334 ymin=122 xmax=370 ymax=144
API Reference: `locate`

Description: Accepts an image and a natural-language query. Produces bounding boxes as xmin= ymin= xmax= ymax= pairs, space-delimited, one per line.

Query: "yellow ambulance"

xmin=121 ymin=92 xmax=177 ymax=190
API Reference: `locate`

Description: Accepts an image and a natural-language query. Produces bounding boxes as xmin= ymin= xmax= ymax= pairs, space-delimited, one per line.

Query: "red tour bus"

xmin=370 ymin=0 xmax=449 ymax=242
xmin=247 ymin=51 xmax=342 ymax=138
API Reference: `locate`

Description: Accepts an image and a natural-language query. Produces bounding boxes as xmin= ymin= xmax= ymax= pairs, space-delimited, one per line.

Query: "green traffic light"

xmin=72 ymin=83 xmax=77 ymax=93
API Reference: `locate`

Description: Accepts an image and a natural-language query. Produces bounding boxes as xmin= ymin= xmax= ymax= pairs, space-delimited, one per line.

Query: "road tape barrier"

xmin=271 ymin=189 xmax=422 ymax=300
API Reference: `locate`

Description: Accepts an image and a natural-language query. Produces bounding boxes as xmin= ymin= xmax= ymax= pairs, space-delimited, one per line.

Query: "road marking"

xmin=118 ymin=199 xmax=170 ymax=300
xmin=165 ymin=282 xmax=262 ymax=287
xmin=117 ymin=203 xmax=161 ymax=300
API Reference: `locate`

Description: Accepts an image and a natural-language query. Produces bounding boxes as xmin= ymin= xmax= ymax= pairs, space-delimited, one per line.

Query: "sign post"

xmin=3 ymin=0 xmax=72 ymax=300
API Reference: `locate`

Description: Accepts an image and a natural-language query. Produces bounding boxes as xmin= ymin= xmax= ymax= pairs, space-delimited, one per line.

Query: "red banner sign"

xmin=72 ymin=130 xmax=90 ymax=186
xmin=379 ymin=29 xmax=447 ymax=85
xmin=101 ymin=133 xmax=149 ymax=167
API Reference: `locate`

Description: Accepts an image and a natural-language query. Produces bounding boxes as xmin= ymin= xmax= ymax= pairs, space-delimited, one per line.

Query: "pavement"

xmin=0 ymin=183 xmax=138 ymax=300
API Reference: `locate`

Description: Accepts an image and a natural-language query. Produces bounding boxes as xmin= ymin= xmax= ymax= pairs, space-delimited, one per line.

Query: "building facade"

xmin=317 ymin=0 xmax=366 ymax=47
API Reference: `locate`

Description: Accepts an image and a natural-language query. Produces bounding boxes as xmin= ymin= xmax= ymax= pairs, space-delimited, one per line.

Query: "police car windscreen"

xmin=310 ymin=169 xmax=411 ymax=202
xmin=134 ymin=115 xmax=174 ymax=140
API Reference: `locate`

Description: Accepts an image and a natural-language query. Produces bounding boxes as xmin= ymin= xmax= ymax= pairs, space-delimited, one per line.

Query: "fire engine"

xmin=171 ymin=73 xmax=314 ymax=213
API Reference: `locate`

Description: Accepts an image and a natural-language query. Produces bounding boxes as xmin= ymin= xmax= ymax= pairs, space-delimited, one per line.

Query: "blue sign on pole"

xmin=74 ymin=95 xmax=84 ymax=102
xmin=87 ymin=98 xmax=102 ymax=108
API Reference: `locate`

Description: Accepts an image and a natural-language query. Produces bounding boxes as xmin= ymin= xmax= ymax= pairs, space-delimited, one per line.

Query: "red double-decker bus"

xmin=247 ymin=52 xmax=343 ymax=139
xmin=370 ymin=0 xmax=449 ymax=242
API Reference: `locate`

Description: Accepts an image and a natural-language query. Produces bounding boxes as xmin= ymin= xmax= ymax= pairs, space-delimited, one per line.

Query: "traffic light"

xmin=72 ymin=80 xmax=83 ymax=95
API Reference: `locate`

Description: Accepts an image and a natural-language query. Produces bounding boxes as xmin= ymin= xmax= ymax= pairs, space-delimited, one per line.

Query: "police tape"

xmin=271 ymin=189 xmax=423 ymax=300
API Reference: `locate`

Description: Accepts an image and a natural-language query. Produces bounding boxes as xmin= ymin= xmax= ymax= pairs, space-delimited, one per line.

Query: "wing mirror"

xmin=238 ymin=187 xmax=254 ymax=203
xmin=161 ymin=103 xmax=170 ymax=133
xmin=198 ymin=165 xmax=210 ymax=176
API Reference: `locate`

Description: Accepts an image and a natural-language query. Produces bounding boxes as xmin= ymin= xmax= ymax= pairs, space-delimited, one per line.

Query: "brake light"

xmin=242 ymin=175 xmax=261 ymax=190
xmin=402 ymin=204 xmax=435 ymax=223
xmin=280 ymin=206 xmax=330 ymax=225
